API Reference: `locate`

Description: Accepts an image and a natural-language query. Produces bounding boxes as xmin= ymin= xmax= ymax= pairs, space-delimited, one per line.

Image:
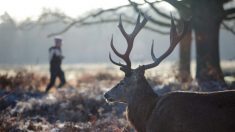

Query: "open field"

xmin=0 ymin=61 xmax=235 ymax=131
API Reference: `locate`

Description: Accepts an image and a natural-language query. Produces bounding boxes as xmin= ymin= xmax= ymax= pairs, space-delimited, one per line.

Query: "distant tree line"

xmin=1 ymin=0 xmax=235 ymax=89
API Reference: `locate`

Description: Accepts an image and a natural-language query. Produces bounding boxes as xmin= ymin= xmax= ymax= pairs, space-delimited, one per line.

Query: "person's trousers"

xmin=46 ymin=66 xmax=66 ymax=92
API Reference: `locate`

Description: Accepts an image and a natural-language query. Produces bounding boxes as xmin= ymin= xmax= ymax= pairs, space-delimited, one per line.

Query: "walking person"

xmin=45 ymin=37 xmax=66 ymax=93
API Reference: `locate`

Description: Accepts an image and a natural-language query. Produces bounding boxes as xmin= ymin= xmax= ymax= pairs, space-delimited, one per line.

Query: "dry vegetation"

xmin=0 ymin=63 xmax=234 ymax=131
xmin=0 ymin=66 xmax=130 ymax=132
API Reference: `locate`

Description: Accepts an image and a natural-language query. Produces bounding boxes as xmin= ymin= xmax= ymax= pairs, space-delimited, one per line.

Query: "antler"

xmin=109 ymin=13 xmax=148 ymax=70
xmin=143 ymin=14 xmax=189 ymax=70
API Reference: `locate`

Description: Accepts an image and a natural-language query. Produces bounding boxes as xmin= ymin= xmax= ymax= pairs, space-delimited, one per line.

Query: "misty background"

xmin=0 ymin=11 xmax=234 ymax=65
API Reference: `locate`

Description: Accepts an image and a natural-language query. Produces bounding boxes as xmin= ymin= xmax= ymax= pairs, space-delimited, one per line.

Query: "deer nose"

xmin=104 ymin=93 xmax=110 ymax=99
xmin=104 ymin=93 xmax=114 ymax=102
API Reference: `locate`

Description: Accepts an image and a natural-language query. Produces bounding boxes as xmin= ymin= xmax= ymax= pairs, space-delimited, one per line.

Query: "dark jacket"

xmin=49 ymin=46 xmax=63 ymax=67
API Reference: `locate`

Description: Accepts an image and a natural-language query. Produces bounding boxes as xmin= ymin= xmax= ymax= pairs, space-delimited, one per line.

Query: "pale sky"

xmin=0 ymin=0 xmax=129 ymax=22
xmin=0 ymin=0 xmax=175 ymax=22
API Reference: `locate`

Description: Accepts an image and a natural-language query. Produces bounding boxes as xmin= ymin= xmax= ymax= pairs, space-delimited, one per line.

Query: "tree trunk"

xmin=191 ymin=0 xmax=226 ymax=88
xmin=179 ymin=25 xmax=192 ymax=82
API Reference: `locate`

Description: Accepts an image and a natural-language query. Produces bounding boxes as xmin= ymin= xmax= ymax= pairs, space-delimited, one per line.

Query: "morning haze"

xmin=0 ymin=7 xmax=234 ymax=65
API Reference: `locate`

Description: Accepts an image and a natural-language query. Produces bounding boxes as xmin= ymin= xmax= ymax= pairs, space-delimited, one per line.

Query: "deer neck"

xmin=126 ymin=78 xmax=158 ymax=131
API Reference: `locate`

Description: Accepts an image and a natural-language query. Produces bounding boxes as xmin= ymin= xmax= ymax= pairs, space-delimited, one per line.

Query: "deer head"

xmin=104 ymin=13 xmax=188 ymax=104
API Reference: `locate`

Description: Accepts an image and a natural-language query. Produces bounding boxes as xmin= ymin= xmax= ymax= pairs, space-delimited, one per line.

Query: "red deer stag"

xmin=104 ymin=13 xmax=235 ymax=132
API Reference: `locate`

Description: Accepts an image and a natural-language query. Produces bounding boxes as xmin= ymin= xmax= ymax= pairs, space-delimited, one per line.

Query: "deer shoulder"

xmin=104 ymin=13 xmax=235 ymax=132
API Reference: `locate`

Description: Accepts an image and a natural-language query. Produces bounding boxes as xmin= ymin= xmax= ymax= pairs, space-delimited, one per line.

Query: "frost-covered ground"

xmin=0 ymin=64 xmax=129 ymax=131
xmin=0 ymin=88 xmax=128 ymax=131
xmin=0 ymin=61 xmax=234 ymax=131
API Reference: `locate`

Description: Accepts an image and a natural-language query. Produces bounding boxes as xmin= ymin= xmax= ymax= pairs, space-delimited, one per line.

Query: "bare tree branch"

xmin=47 ymin=18 xmax=169 ymax=37
xmin=224 ymin=15 xmax=235 ymax=20
xmin=85 ymin=4 xmax=133 ymax=18
xmin=46 ymin=0 xmax=173 ymax=37
xmin=224 ymin=8 xmax=235 ymax=20
xmin=225 ymin=8 xmax=235 ymax=16
xmin=44 ymin=0 xmax=194 ymax=37
xmin=222 ymin=0 xmax=234 ymax=4
xmin=128 ymin=0 xmax=171 ymax=27
xmin=47 ymin=21 xmax=77 ymax=37
xmin=144 ymin=0 xmax=172 ymax=20
xmin=222 ymin=22 xmax=235 ymax=35
xmin=163 ymin=0 xmax=190 ymax=11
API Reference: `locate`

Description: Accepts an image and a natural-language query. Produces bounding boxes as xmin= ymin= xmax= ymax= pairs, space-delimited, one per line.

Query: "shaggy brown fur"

xmin=104 ymin=13 xmax=235 ymax=132
xmin=145 ymin=90 xmax=235 ymax=132
xmin=105 ymin=68 xmax=235 ymax=132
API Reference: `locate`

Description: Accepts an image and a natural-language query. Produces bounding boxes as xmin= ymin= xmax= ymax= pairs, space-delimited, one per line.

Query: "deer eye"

xmin=119 ymin=81 xmax=124 ymax=85
xmin=125 ymin=72 xmax=132 ymax=77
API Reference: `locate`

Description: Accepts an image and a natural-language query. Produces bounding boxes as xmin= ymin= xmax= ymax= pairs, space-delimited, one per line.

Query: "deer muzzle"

xmin=103 ymin=92 xmax=114 ymax=102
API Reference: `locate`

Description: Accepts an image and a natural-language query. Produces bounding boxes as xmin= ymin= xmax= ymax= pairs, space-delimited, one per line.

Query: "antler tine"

xmin=110 ymin=13 xmax=148 ymax=69
xmin=109 ymin=53 xmax=126 ymax=67
xmin=143 ymin=15 xmax=189 ymax=70
xmin=118 ymin=15 xmax=129 ymax=41
xmin=109 ymin=35 xmax=130 ymax=67
xmin=110 ymin=35 xmax=123 ymax=58
xmin=122 ymin=13 xmax=148 ymax=67
xmin=110 ymin=34 xmax=131 ymax=67
xmin=131 ymin=13 xmax=148 ymax=39
xmin=150 ymin=40 xmax=158 ymax=62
